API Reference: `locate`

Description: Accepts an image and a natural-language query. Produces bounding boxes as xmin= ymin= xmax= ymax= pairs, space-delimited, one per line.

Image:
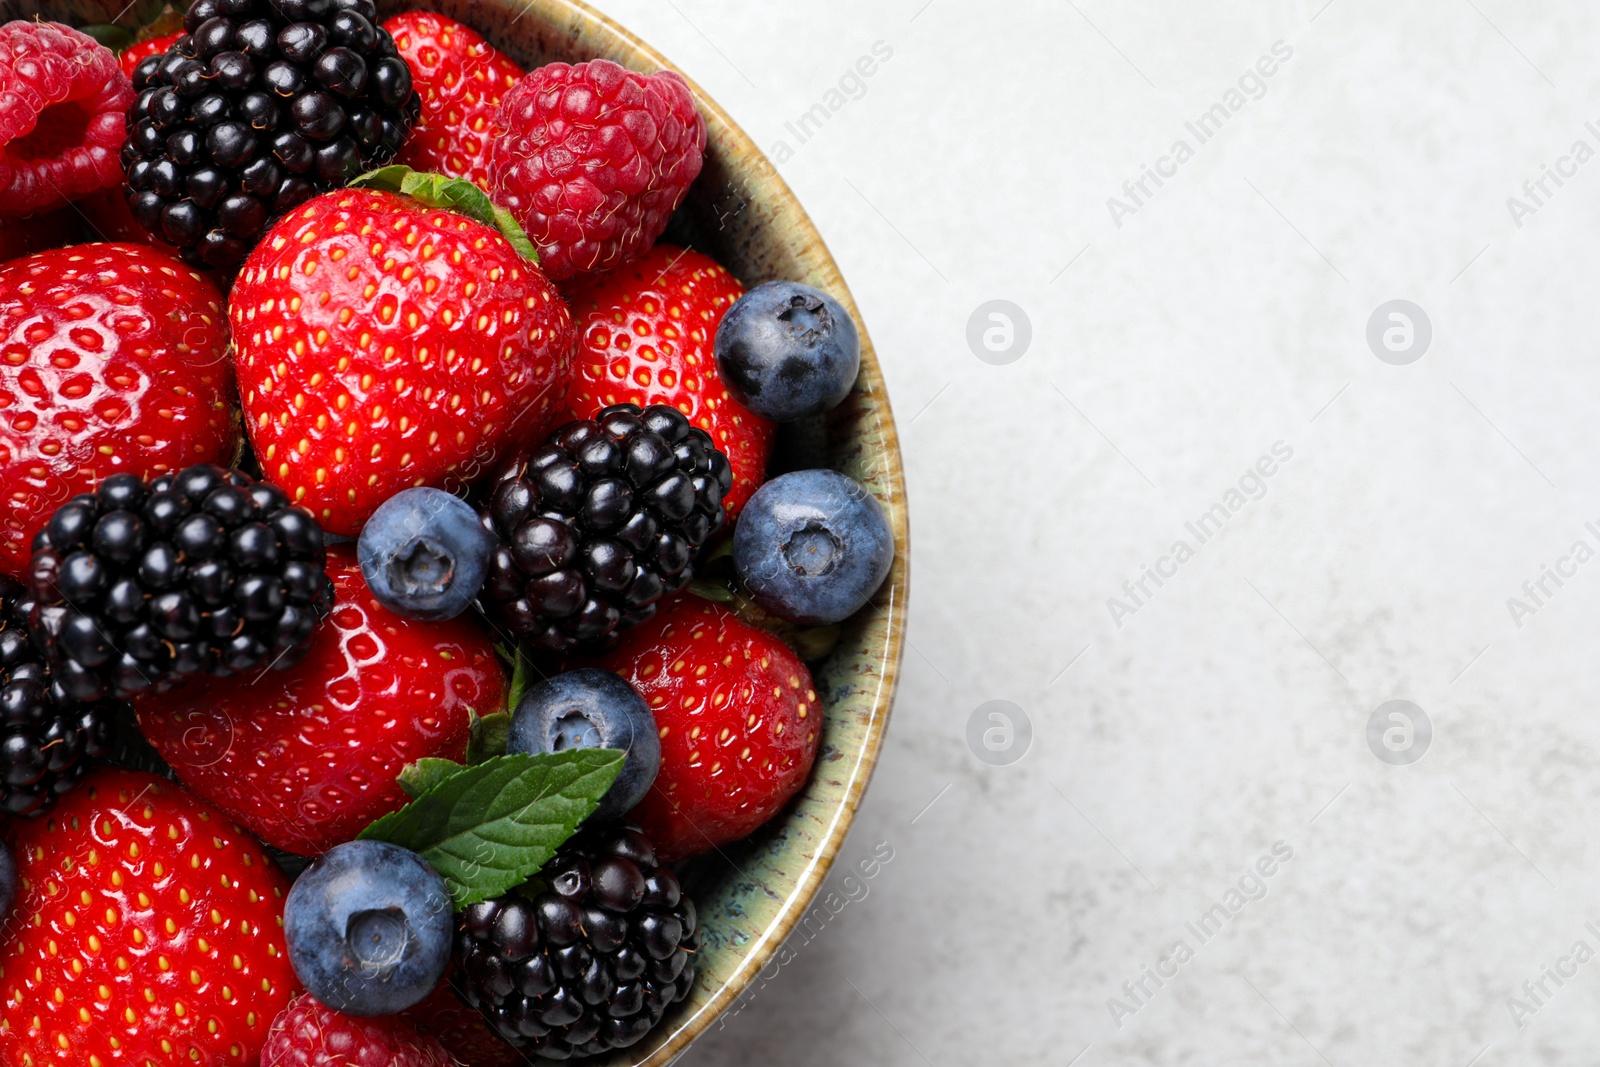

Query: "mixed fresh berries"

xmin=0 ymin=4 xmax=897 ymax=1063
xmin=121 ymin=0 xmax=420 ymax=267
xmin=0 ymin=769 xmax=300 ymax=1067
xmin=73 ymin=184 xmax=181 ymax=247
xmin=117 ymin=31 xmax=184 ymax=79
xmin=383 ymin=11 xmax=523 ymax=189
xmin=488 ymin=59 xmax=705 ymax=281
xmin=231 ymin=185 xmax=576 ymax=534
xmin=136 ymin=547 xmax=495 ymax=855
xmin=403 ymin=979 xmax=523 ymax=1066
xmin=564 ymin=244 xmax=775 ymax=518
xmin=454 ymin=825 xmax=699 ymax=1057
xmin=0 ymin=243 xmax=237 ymax=578
xmin=480 ymin=402 xmax=731 ymax=651
xmin=28 ymin=464 xmax=335 ymax=702
xmin=0 ymin=22 xmax=131 ymax=215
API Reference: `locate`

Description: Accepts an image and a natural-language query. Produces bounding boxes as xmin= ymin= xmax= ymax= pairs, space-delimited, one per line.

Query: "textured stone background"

xmin=587 ymin=2 xmax=1600 ymax=1064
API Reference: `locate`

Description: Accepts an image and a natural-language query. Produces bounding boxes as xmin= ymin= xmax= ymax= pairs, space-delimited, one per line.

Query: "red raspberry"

xmin=264 ymin=995 xmax=455 ymax=1067
xmin=0 ymin=21 xmax=131 ymax=217
xmin=116 ymin=31 xmax=181 ymax=79
xmin=384 ymin=11 xmax=525 ymax=189
xmin=489 ymin=59 xmax=706 ymax=281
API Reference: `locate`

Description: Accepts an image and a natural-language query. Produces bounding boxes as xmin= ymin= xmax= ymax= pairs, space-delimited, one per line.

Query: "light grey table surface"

xmin=587 ymin=2 xmax=1600 ymax=1064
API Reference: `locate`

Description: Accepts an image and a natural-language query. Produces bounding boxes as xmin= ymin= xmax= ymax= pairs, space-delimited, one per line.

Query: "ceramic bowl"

xmin=382 ymin=10 xmax=910 ymax=1061
xmin=3 ymin=0 xmax=910 ymax=1060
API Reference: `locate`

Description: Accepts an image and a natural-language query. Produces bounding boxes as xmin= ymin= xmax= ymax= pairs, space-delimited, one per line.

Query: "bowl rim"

xmin=501 ymin=1 xmax=910 ymax=1060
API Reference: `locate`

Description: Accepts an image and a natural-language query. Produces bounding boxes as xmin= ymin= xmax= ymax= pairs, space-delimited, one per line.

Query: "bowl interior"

xmin=1 ymin=0 xmax=910 ymax=1061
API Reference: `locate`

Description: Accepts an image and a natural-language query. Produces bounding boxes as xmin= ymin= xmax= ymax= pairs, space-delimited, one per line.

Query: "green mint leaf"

xmin=349 ymin=165 xmax=540 ymax=264
xmin=359 ymin=751 xmax=623 ymax=908
xmin=468 ymin=710 xmax=512 ymax=765
xmin=399 ymin=757 xmax=465 ymax=798
xmin=83 ymin=23 xmax=135 ymax=49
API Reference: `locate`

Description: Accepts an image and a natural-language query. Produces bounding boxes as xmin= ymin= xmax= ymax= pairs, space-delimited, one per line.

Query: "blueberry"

xmin=358 ymin=487 xmax=495 ymax=621
xmin=507 ymin=669 xmax=659 ymax=821
xmin=283 ymin=840 xmax=452 ymax=1016
xmin=0 ymin=841 xmax=14 ymax=921
xmin=732 ymin=469 xmax=894 ymax=625
xmin=713 ymin=281 xmax=860 ymax=422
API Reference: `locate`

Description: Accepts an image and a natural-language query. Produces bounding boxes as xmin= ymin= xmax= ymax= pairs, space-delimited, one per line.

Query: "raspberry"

xmin=404 ymin=979 xmax=521 ymax=1067
xmin=488 ymin=59 xmax=706 ymax=281
xmin=0 ymin=21 xmax=131 ymax=216
xmin=263 ymin=994 xmax=455 ymax=1067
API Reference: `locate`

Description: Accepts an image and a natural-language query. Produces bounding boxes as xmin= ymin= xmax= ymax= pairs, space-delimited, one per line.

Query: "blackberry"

xmin=120 ymin=0 xmax=420 ymax=269
xmin=455 ymin=826 xmax=699 ymax=1058
xmin=481 ymin=403 xmax=733 ymax=652
xmin=0 ymin=578 xmax=116 ymax=817
xmin=27 ymin=465 xmax=335 ymax=703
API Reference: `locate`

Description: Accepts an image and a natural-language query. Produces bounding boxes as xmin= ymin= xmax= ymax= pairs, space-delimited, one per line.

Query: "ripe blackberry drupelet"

xmin=0 ymin=579 xmax=116 ymax=817
xmin=121 ymin=0 xmax=420 ymax=268
xmin=481 ymin=404 xmax=732 ymax=652
xmin=454 ymin=826 xmax=699 ymax=1058
xmin=28 ymin=465 xmax=334 ymax=702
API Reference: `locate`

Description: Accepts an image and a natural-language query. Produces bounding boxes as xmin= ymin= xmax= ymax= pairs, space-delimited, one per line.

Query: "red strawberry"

xmin=591 ymin=596 xmax=821 ymax=862
xmin=137 ymin=545 xmax=502 ymax=856
xmin=117 ymin=31 xmax=182 ymax=79
xmin=488 ymin=59 xmax=706 ymax=281
xmin=0 ymin=22 xmax=132 ymax=216
xmin=384 ymin=12 xmax=525 ymax=189
xmin=231 ymin=187 xmax=576 ymax=534
xmin=0 ymin=206 xmax=73 ymax=260
xmin=0 ymin=768 xmax=300 ymax=1067
xmin=0 ymin=243 xmax=238 ymax=578
xmin=562 ymin=244 xmax=774 ymax=518
xmin=264 ymin=994 xmax=454 ymax=1067
xmin=404 ymin=977 xmax=519 ymax=1066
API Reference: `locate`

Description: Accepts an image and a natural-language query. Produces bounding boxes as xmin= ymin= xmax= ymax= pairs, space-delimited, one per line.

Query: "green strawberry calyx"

xmin=349 ymin=165 xmax=541 ymax=265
